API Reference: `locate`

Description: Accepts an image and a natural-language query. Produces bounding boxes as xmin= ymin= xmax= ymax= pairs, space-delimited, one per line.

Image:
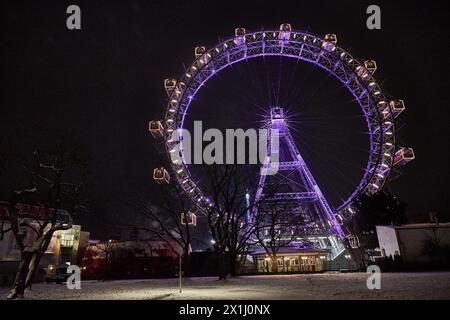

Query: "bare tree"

xmin=201 ymin=164 xmax=262 ymax=279
xmin=253 ymin=200 xmax=308 ymax=273
xmin=0 ymin=146 xmax=87 ymax=299
xmin=116 ymin=184 xmax=196 ymax=276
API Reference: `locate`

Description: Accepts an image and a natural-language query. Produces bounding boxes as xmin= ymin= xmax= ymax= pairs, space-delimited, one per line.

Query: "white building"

xmin=0 ymin=204 xmax=89 ymax=285
xmin=376 ymin=223 xmax=450 ymax=265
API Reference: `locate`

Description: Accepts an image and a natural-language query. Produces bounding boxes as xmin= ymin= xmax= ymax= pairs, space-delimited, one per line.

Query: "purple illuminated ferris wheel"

xmin=149 ymin=24 xmax=414 ymax=250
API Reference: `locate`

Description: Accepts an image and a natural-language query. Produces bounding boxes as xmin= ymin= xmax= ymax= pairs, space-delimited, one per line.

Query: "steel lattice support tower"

xmin=254 ymin=107 xmax=345 ymax=259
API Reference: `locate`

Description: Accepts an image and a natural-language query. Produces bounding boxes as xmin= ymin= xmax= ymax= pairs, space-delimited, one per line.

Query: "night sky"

xmin=1 ymin=0 xmax=449 ymax=237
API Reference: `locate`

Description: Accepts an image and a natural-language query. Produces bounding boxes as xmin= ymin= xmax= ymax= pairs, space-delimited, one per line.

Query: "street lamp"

xmin=245 ymin=192 xmax=250 ymax=208
xmin=344 ymin=254 xmax=352 ymax=270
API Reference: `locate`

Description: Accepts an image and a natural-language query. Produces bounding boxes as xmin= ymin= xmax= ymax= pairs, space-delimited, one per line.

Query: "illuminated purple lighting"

xmin=255 ymin=107 xmax=345 ymax=244
xmin=165 ymin=28 xmax=398 ymax=225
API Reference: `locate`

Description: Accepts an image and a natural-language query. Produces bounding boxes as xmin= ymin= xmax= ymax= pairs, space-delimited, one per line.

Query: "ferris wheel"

xmin=149 ymin=23 xmax=414 ymax=225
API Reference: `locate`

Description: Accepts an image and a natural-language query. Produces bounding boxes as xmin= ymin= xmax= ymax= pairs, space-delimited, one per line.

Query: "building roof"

xmin=0 ymin=203 xmax=70 ymax=223
xmin=377 ymin=222 xmax=450 ymax=230
xmin=251 ymin=246 xmax=329 ymax=256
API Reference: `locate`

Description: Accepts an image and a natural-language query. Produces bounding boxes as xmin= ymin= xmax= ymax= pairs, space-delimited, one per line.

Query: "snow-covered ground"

xmin=1 ymin=272 xmax=449 ymax=300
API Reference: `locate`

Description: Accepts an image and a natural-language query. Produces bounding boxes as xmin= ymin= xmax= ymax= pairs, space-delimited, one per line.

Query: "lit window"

xmin=61 ymin=233 xmax=74 ymax=247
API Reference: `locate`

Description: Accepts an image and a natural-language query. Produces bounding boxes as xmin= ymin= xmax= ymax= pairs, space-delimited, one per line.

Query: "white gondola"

xmin=279 ymin=23 xmax=291 ymax=41
xmin=364 ymin=60 xmax=377 ymax=73
xmin=153 ymin=167 xmax=170 ymax=184
xmin=234 ymin=27 xmax=246 ymax=45
xmin=164 ymin=79 xmax=177 ymax=96
xmin=347 ymin=235 xmax=360 ymax=248
xmin=356 ymin=60 xmax=377 ymax=80
xmin=194 ymin=46 xmax=209 ymax=65
xmin=148 ymin=121 xmax=164 ymax=139
xmin=194 ymin=46 xmax=206 ymax=58
xmin=393 ymin=147 xmax=415 ymax=166
xmin=322 ymin=34 xmax=337 ymax=52
xmin=389 ymin=100 xmax=405 ymax=118
xmin=181 ymin=211 xmax=197 ymax=226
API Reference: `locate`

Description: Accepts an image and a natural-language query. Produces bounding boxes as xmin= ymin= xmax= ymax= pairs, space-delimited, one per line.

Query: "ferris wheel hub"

xmin=270 ymin=107 xmax=285 ymax=121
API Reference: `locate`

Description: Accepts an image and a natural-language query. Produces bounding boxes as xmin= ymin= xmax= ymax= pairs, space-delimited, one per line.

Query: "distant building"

xmin=0 ymin=204 xmax=89 ymax=285
xmin=251 ymin=247 xmax=329 ymax=273
xmin=376 ymin=222 xmax=450 ymax=266
xmin=80 ymin=240 xmax=187 ymax=279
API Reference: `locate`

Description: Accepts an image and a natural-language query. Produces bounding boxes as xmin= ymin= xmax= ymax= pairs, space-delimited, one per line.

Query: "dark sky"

xmin=1 ymin=0 xmax=449 ymax=236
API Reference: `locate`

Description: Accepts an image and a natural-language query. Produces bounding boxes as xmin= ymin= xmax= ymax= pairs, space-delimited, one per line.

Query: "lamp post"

xmin=179 ymin=245 xmax=183 ymax=293
xmin=344 ymin=254 xmax=352 ymax=270
xmin=179 ymin=211 xmax=197 ymax=294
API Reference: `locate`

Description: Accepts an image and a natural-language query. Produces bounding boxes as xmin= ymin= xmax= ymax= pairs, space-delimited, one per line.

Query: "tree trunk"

xmin=229 ymin=252 xmax=237 ymax=277
xmin=270 ymin=255 xmax=278 ymax=273
xmin=7 ymin=252 xmax=32 ymax=299
xmin=217 ymin=251 xmax=227 ymax=280
xmin=26 ymin=235 xmax=53 ymax=288
xmin=25 ymin=252 xmax=42 ymax=288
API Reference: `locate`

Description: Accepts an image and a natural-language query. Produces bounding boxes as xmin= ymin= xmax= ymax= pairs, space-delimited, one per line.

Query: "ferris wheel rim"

xmin=163 ymin=28 xmax=396 ymax=220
